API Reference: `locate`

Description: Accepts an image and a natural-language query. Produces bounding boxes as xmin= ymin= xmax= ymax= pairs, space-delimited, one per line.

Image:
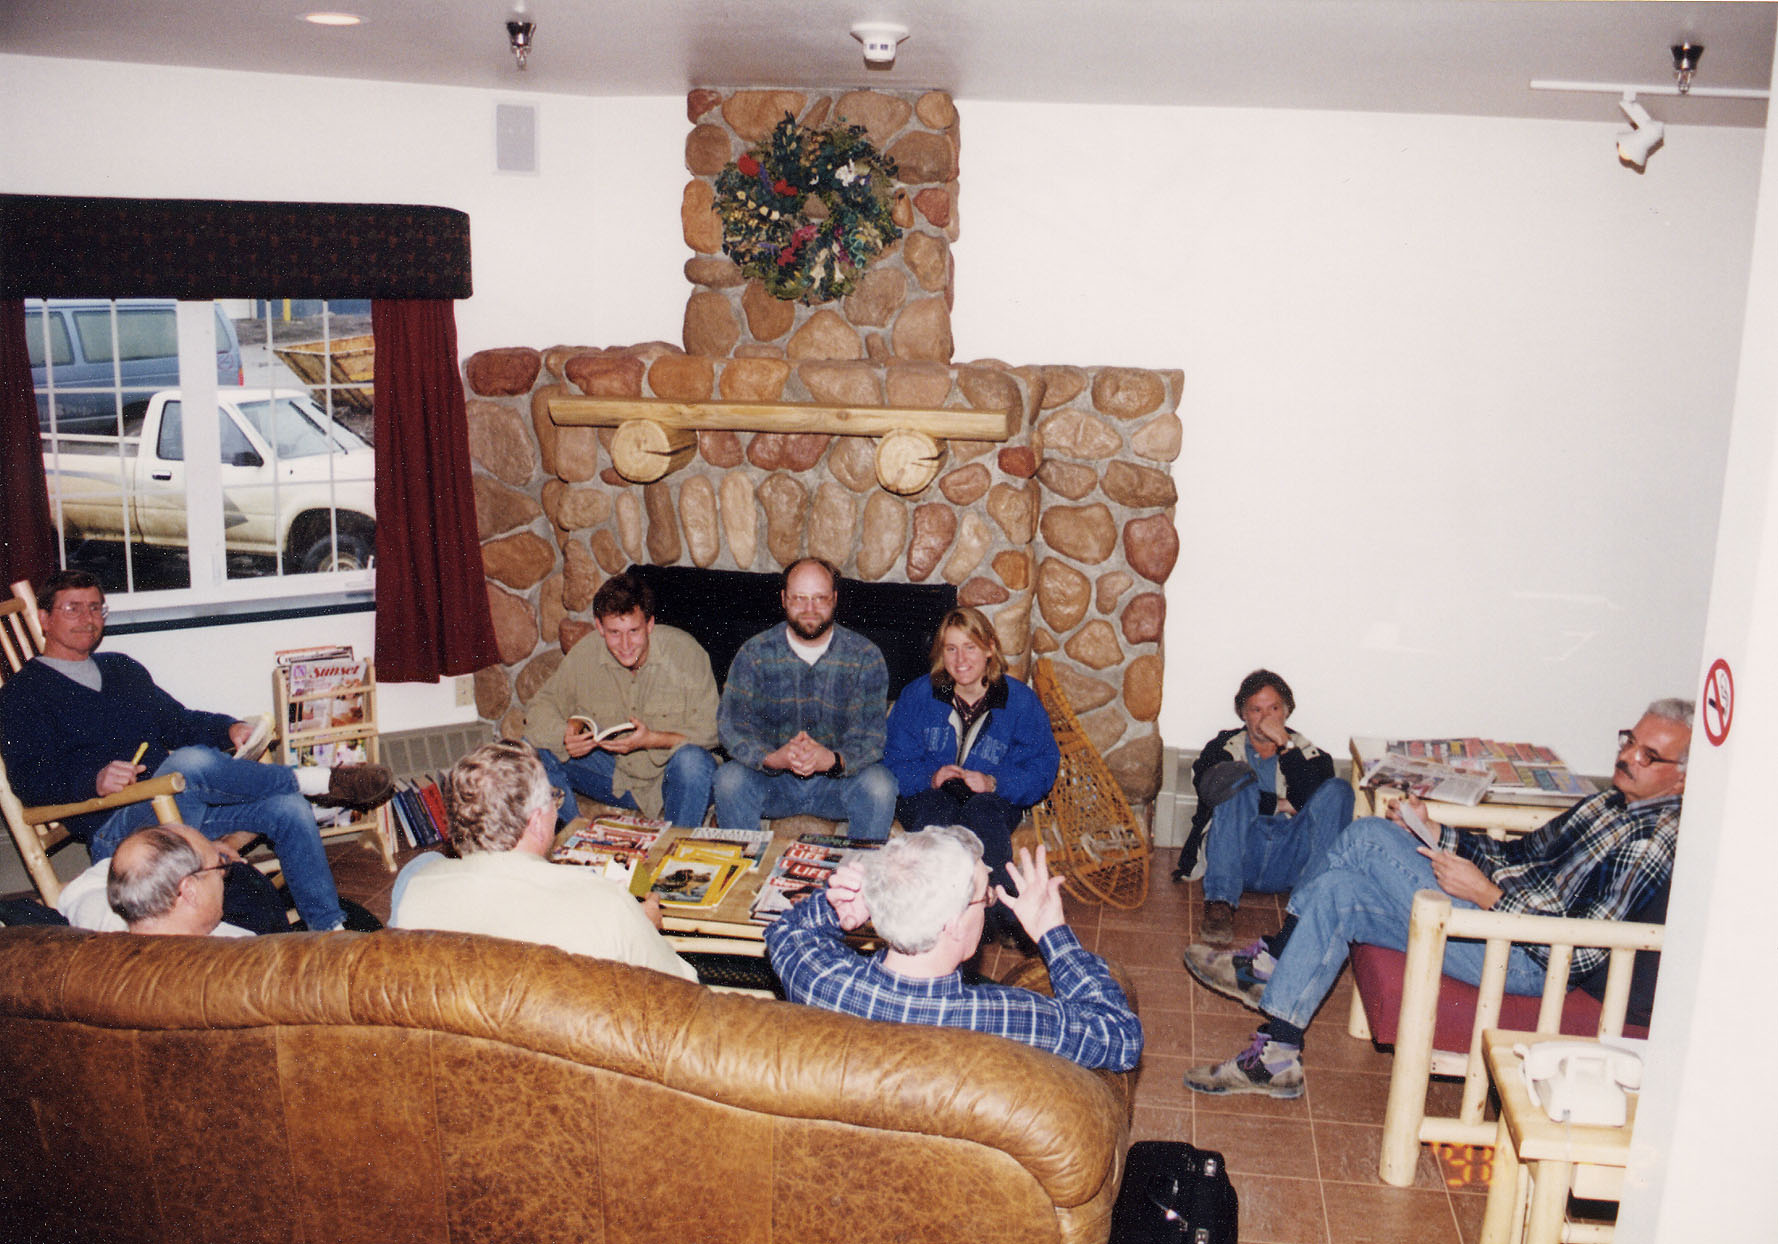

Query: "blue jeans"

xmin=1259 ymin=817 xmax=1547 ymax=1030
xmin=713 ymin=762 xmax=897 ymax=840
xmin=1202 ymin=779 xmax=1355 ymax=906
xmin=89 ymin=746 xmax=345 ymax=932
xmin=897 ymin=787 xmax=1023 ymax=892
xmin=537 ymin=744 xmax=718 ymax=828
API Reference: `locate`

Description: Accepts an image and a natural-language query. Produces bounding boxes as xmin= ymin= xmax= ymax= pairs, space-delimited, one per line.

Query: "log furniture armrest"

xmin=1374 ymin=889 xmax=1662 ymax=1186
xmin=20 ymin=773 xmax=188 ymax=826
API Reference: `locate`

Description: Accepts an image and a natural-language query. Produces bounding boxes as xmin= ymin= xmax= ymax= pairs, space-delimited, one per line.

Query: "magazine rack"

xmin=1028 ymin=658 xmax=1152 ymax=910
xmin=273 ymin=660 xmax=396 ymax=871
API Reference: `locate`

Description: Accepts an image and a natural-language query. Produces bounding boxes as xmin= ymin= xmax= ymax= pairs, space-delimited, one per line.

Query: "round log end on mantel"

xmin=610 ymin=420 xmax=699 ymax=483
xmin=875 ymin=429 xmax=944 ymax=496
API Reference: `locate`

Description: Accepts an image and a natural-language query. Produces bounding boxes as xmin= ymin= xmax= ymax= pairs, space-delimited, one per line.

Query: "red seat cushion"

xmin=1350 ymin=944 xmax=1649 ymax=1054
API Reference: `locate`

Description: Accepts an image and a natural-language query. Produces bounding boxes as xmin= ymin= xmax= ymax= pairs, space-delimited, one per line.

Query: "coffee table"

xmin=1348 ymin=737 xmax=1580 ymax=839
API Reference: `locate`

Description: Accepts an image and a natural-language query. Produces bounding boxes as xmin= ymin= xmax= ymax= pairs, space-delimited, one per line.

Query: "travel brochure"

xmin=1363 ymin=736 xmax=1596 ymax=806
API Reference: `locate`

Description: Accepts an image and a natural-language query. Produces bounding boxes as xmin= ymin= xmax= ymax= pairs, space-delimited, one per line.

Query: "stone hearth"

xmin=462 ymin=88 xmax=1180 ymax=806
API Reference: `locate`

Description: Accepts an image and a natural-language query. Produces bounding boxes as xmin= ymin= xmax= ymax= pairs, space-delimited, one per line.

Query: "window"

xmin=31 ymin=298 xmax=377 ymax=606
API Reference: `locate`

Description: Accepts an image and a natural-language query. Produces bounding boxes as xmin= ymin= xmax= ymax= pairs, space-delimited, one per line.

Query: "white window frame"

xmin=35 ymin=298 xmax=377 ymax=617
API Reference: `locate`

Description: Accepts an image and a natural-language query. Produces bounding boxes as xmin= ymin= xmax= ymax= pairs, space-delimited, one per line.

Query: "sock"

xmin=1265 ymin=912 xmax=1299 ymax=959
xmin=1261 ymin=1015 xmax=1306 ymax=1050
xmin=294 ymin=766 xmax=331 ymax=797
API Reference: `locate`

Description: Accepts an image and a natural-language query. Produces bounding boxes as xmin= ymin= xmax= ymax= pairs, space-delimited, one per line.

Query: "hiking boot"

xmin=315 ymin=763 xmax=395 ymax=810
xmin=1183 ymin=1031 xmax=1304 ymax=1099
xmin=1201 ymin=899 xmax=1236 ymax=943
xmin=1183 ymin=938 xmax=1274 ymax=1011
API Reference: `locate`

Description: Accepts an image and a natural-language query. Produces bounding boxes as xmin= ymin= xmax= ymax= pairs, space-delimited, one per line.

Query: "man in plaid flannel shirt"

xmin=1181 ymin=698 xmax=1690 ymax=1099
xmin=764 ymin=825 xmax=1143 ymax=1071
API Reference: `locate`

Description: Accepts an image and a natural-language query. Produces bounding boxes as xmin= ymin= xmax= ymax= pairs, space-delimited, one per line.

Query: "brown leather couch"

xmin=0 ymin=926 xmax=1134 ymax=1244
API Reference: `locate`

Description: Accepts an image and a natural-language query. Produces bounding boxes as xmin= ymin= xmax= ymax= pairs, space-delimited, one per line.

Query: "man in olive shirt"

xmin=526 ymin=572 xmax=720 ymax=827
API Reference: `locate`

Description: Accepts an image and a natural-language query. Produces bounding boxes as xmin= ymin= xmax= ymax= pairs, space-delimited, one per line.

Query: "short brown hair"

xmin=927 ymin=606 xmax=1007 ymax=686
xmin=592 ymin=571 xmax=655 ymax=622
xmin=37 ymin=568 xmax=102 ymax=614
xmin=444 ymin=740 xmax=554 ymax=854
xmin=1234 ymin=669 xmax=1295 ymax=716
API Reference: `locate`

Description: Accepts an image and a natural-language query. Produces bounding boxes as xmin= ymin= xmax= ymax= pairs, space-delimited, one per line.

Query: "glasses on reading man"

xmin=53 ymin=601 xmax=109 ymax=619
xmin=1617 ymin=729 xmax=1682 ymax=768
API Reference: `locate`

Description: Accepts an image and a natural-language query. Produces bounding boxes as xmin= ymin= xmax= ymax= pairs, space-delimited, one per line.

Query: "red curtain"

xmin=0 ymin=299 xmax=58 ymax=590
xmin=371 ymin=299 xmax=499 ymax=682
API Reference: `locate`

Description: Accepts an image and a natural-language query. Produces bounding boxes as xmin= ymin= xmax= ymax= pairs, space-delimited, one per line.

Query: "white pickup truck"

xmin=41 ymin=388 xmax=377 ymax=574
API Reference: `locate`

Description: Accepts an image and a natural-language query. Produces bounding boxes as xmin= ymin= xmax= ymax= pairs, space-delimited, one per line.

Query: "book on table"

xmin=748 ymin=834 xmax=885 ymax=925
xmin=567 ymin=714 xmax=639 ymax=744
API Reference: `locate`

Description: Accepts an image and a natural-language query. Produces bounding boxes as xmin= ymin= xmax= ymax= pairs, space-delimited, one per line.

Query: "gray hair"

xmin=1645 ymin=698 xmax=1696 ymax=768
xmin=107 ymin=826 xmax=202 ymax=925
xmin=445 ymin=739 xmax=555 ymax=854
xmin=862 ymin=825 xmax=983 ymax=954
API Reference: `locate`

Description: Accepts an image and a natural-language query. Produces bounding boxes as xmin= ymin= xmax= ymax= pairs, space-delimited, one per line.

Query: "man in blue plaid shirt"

xmin=764 ymin=825 xmax=1143 ymax=1071
xmin=1181 ymin=698 xmax=1690 ymax=1099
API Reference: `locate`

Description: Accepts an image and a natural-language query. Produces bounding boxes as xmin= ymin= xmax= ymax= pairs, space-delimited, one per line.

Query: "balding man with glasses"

xmin=1180 ymin=699 xmax=1691 ymax=1100
xmin=106 ymin=824 xmax=254 ymax=937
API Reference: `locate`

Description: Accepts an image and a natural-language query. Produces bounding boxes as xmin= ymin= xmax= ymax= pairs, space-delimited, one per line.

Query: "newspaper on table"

xmin=1359 ymin=754 xmax=1492 ymax=806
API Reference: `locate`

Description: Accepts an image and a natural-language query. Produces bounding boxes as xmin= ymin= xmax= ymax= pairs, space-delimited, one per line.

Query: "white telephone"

xmin=1516 ymin=1040 xmax=1643 ymax=1128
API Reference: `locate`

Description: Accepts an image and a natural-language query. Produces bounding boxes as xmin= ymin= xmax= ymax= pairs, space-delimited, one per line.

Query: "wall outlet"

xmin=454 ymin=674 xmax=474 ymax=707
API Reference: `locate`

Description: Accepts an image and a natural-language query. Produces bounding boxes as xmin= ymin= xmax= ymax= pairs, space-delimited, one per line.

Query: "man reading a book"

xmin=765 ymin=826 xmax=1143 ymax=1071
xmin=0 ymin=570 xmax=391 ymax=933
xmin=392 ymin=739 xmax=696 ymax=981
xmin=525 ymin=572 xmax=720 ymax=827
xmin=1180 ymin=699 xmax=1689 ymax=1100
xmin=714 ymin=558 xmax=897 ymax=840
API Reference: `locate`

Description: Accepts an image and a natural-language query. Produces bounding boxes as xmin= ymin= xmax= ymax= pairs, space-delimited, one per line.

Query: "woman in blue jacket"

xmin=884 ymin=606 xmax=1060 ymax=929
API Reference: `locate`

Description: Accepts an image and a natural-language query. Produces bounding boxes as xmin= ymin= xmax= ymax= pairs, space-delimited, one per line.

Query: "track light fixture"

xmin=1672 ymin=43 xmax=1703 ymax=95
xmin=506 ymin=14 xmax=536 ymax=70
xmin=1616 ymin=95 xmax=1664 ymax=171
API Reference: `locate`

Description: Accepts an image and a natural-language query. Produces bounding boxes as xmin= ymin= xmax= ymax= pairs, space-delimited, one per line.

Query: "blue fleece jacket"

xmin=883 ymin=674 xmax=1060 ymax=810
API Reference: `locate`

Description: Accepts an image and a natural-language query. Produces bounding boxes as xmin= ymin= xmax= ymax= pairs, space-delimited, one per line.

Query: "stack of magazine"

xmin=1361 ymin=737 xmax=1595 ymax=807
xmin=631 ymin=837 xmax=754 ymax=911
xmin=748 ymin=834 xmax=883 ymax=925
xmin=550 ymin=814 xmax=670 ymax=885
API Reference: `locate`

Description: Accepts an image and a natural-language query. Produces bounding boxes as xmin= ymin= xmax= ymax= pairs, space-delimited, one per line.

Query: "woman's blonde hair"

xmin=927 ymin=606 xmax=1007 ymax=686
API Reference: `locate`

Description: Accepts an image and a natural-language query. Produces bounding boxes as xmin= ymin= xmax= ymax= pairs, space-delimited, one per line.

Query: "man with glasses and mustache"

xmin=105 ymin=824 xmax=254 ymax=937
xmin=765 ymin=826 xmax=1143 ymax=1070
xmin=1181 ymin=698 xmax=1691 ymax=1099
xmin=0 ymin=569 xmax=391 ymax=933
xmin=715 ymin=558 xmax=897 ymax=840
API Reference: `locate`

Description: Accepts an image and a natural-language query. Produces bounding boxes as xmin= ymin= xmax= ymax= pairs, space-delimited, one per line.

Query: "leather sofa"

xmin=0 ymin=925 xmax=1134 ymax=1244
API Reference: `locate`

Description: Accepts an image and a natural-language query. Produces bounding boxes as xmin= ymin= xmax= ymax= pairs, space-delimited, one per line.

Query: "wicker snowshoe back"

xmin=1029 ymin=658 xmax=1151 ymax=910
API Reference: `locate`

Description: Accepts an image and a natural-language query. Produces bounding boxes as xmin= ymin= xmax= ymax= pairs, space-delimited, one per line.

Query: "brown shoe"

xmin=315 ymin=763 xmax=395 ymax=810
xmin=1201 ymin=900 xmax=1236 ymax=944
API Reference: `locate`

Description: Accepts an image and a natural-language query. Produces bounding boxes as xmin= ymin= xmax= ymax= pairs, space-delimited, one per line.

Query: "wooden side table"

xmin=1348 ymin=737 xmax=1570 ymax=839
xmin=1479 ymin=1030 xmax=1637 ymax=1244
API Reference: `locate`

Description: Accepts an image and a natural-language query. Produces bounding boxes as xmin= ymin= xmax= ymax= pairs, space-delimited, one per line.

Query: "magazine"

xmin=551 ymin=814 xmax=668 ymax=884
xmin=637 ymin=839 xmax=747 ymax=909
xmin=286 ymin=656 xmax=371 ymax=733
xmin=1383 ymin=737 xmax=1596 ymax=803
xmin=1359 ymin=754 xmax=1492 ymax=807
xmin=748 ymin=834 xmax=883 ymax=925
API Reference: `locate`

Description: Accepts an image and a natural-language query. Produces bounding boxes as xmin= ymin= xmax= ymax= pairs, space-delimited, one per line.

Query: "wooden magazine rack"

xmin=273 ymin=661 xmax=395 ymax=871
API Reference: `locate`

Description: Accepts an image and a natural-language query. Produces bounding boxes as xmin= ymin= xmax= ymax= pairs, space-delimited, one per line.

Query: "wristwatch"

xmin=824 ymin=753 xmax=846 ymax=778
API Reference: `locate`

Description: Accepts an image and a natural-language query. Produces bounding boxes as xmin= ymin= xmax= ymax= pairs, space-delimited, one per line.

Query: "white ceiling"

xmin=2 ymin=0 xmax=1772 ymax=127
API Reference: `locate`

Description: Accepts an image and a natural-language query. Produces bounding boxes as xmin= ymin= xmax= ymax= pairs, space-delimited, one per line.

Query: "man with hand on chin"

xmin=765 ymin=826 xmax=1142 ymax=1071
xmin=1180 ymin=699 xmax=1690 ymax=1100
xmin=715 ymin=558 xmax=897 ymax=840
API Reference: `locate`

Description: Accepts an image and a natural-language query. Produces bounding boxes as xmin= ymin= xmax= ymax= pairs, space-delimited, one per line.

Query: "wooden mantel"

xmin=548 ymin=395 xmax=1014 ymax=492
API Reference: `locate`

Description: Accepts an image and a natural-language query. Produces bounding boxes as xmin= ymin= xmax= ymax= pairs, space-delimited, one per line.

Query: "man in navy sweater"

xmin=0 ymin=570 xmax=391 ymax=931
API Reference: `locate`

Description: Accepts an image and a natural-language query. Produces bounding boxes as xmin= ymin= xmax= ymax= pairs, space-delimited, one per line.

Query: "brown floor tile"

xmin=1193 ymin=1111 xmax=1319 ymax=1181
xmin=1451 ymin=1191 xmax=1491 ymax=1244
xmin=1301 ymin=1028 xmax=1395 ymax=1075
xmin=1136 ymin=1002 xmax=1193 ymax=1057
xmin=1096 ymin=924 xmax=1190 ymax=970
xmin=1193 ymin=1010 xmax=1268 ymax=1060
xmin=1131 ymin=1103 xmax=1194 ymax=1143
xmin=1135 ymin=1053 xmax=1223 ymax=1111
xmin=1305 ymin=1068 xmax=1393 ymax=1126
xmin=1320 ymin=1182 xmax=1461 ymax=1244
xmin=1229 ymin=1174 xmax=1328 ymax=1244
xmin=1313 ymin=1121 xmax=1443 ymax=1190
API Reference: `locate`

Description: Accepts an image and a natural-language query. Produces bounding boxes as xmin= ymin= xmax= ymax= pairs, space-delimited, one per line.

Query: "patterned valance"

xmin=0 ymin=195 xmax=472 ymax=300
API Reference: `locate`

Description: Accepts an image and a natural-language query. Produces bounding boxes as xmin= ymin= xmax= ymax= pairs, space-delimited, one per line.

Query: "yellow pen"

xmin=130 ymin=742 xmax=148 ymax=768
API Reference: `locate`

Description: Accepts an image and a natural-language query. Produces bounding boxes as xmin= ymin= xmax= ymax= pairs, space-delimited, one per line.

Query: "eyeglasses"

xmin=786 ymin=594 xmax=834 ymax=608
xmin=52 ymin=601 xmax=108 ymax=619
xmin=184 ymin=860 xmax=230 ymax=883
xmin=1617 ymin=730 xmax=1683 ymax=768
xmin=968 ymin=888 xmax=996 ymax=909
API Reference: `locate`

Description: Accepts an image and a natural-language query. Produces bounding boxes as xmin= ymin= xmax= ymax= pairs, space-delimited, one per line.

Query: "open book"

xmin=568 ymin=715 xmax=639 ymax=744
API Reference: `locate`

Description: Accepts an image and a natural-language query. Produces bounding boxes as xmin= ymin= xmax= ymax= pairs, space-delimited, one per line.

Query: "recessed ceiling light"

xmin=304 ymin=12 xmax=363 ymax=26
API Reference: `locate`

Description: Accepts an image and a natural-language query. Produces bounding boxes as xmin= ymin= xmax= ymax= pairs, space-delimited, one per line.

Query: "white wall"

xmin=2 ymin=54 xmax=1764 ymax=778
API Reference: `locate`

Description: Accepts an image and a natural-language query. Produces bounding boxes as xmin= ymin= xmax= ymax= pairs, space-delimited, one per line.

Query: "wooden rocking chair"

xmin=1027 ymin=658 xmax=1152 ymax=910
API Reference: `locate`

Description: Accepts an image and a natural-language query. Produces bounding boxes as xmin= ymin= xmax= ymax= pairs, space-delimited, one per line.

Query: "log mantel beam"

xmin=548 ymin=396 xmax=1014 ymax=442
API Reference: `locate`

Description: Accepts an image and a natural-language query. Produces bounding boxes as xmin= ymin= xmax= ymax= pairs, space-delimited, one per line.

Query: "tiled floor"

xmin=328 ymin=842 xmax=1496 ymax=1244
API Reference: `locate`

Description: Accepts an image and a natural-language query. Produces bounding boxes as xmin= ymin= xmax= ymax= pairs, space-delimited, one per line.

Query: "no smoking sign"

xmin=1703 ymin=659 xmax=1733 ymax=747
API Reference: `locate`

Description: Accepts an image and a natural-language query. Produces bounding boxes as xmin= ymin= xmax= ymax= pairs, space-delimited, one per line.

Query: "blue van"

xmin=26 ymin=299 xmax=244 ymax=435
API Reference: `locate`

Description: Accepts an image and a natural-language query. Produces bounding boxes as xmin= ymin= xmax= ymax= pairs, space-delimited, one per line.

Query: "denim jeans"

xmin=88 ymin=746 xmax=345 ymax=931
xmin=1202 ymin=779 xmax=1355 ymax=906
xmin=1259 ymin=817 xmax=1548 ymax=1030
xmin=537 ymin=744 xmax=718 ymax=827
xmin=897 ymin=787 xmax=1023 ymax=892
xmin=713 ymin=762 xmax=897 ymax=840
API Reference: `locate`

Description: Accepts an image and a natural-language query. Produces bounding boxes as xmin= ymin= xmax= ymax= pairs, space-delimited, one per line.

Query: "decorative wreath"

xmin=714 ymin=112 xmax=901 ymax=306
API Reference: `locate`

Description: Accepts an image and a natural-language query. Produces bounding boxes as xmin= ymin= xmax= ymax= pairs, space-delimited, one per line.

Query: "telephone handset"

xmin=1515 ymin=1040 xmax=1643 ymax=1128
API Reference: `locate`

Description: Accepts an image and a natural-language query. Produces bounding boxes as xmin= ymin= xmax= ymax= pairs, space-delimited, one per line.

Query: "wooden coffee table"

xmin=1348 ymin=737 xmax=1577 ymax=839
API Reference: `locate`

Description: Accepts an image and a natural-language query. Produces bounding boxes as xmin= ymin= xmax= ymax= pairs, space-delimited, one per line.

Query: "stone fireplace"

xmin=461 ymin=88 xmax=1181 ymax=807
